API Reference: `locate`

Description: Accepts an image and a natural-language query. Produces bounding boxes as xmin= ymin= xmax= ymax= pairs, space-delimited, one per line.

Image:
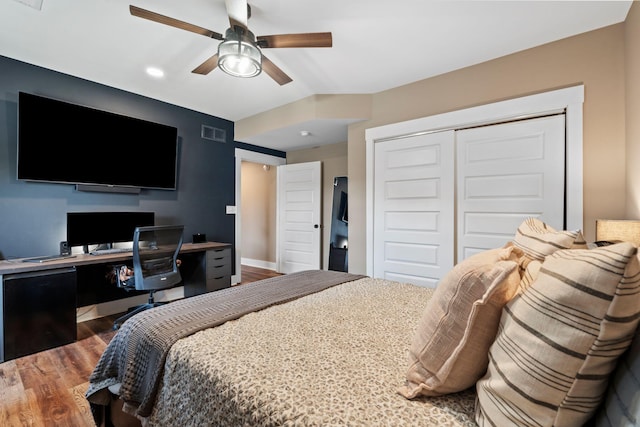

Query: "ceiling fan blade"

xmin=130 ymin=5 xmax=223 ymax=40
xmin=192 ymin=54 xmax=219 ymax=75
xmin=225 ymin=0 xmax=249 ymax=29
xmin=262 ymin=55 xmax=292 ymax=86
xmin=257 ymin=32 xmax=332 ymax=49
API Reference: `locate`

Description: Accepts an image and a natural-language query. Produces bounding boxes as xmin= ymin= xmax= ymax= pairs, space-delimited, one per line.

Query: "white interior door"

xmin=277 ymin=161 xmax=322 ymax=274
xmin=456 ymin=115 xmax=566 ymax=260
xmin=373 ymin=131 xmax=455 ymax=287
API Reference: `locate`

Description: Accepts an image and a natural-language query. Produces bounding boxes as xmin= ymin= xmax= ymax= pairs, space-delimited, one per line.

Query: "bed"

xmin=86 ymin=219 xmax=640 ymax=427
xmin=86 ymin=270 xmax=477 ymax=426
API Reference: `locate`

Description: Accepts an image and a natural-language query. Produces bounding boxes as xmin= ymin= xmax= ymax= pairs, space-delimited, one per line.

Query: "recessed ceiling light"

xmin=145 ymin=66 xmax=165 ymax=78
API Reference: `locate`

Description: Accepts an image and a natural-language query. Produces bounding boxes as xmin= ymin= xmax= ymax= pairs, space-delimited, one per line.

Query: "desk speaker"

xmin=60 ymin=241 xmax=70 ymax=256
xmin=192 ymin=233 xmax=206 ymax=244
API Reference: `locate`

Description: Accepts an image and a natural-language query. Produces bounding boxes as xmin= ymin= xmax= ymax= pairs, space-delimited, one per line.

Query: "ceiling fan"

xmin=129 ymin=0 xmax=332 ymax=85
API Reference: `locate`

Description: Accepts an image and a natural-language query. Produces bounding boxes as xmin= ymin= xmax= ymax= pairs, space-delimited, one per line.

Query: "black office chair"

xmin=113 ymin=225 xmax=184 ymax=330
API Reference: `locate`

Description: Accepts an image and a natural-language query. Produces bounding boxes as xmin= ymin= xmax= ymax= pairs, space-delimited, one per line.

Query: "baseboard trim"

xmin=241 ymin=258 xmax=277 ymax=271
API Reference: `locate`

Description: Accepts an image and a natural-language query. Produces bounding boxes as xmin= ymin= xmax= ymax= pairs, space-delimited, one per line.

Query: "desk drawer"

xmin=207 ymin=263 xmax=231 ymax=279
xmin=207 ymin=276 xmax=230 ymax=292
xmin=206 ymin=248 xmax=231 ymax=280
xmin=207 ymin=248 xmax=231 ymax=266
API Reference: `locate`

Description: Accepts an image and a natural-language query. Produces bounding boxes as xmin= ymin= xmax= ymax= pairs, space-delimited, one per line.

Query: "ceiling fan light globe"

xmin=231 ymin=56 xmax=258 ymax=76
xmin=217 ymin=29 xmax=262 ymax=78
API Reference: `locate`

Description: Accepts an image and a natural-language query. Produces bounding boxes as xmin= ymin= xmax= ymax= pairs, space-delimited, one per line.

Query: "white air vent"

xmin=201 ymin=125 xmax=226 ymax=143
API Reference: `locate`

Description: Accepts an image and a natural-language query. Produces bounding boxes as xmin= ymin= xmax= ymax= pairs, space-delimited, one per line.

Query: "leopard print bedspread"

xmin=145 ymin=277 xmax=477 ymax=426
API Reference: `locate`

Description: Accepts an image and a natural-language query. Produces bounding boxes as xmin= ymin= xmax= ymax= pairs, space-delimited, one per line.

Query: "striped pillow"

xmin=517 ymin=258 xmax=542 ymax=294
xmin=593 ymin=327 xmax=640 ymax=426
xmin=512 ymin=217 xmax=587 ymax=261
xmin=475 ymin=242 xmax=640 ymax=426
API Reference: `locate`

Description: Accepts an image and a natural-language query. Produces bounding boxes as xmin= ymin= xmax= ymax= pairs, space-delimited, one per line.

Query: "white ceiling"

xmin=0 ymin=0 xmax=632 ymax=151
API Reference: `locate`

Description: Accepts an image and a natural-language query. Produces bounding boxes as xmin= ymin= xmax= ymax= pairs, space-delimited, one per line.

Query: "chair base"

xmin=113 ymin=300 xmax=166 ymax=330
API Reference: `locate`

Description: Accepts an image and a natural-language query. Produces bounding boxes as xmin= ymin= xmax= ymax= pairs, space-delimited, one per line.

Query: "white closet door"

xmin=373 ymin=131 xmax=455 ymax=287
xmin=456 ymin=115 xmax=566 ymax=260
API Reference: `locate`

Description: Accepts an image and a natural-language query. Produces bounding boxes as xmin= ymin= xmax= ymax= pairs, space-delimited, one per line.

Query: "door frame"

xmin=364 ymin=85 xmax=584 ymax=277
xmin=234 ymin=149 xmax=286 ymax=284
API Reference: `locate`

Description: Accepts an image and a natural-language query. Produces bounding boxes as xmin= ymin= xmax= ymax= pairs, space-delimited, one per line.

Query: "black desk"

xmin=0 ymin=242 xmax=231 ymax=362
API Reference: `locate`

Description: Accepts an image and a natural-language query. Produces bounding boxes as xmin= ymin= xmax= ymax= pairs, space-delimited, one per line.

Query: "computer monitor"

xmin=66 ymin=211 xmax=155 ymax=251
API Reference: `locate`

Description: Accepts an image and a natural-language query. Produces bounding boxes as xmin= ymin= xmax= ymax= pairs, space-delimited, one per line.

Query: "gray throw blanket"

xmin=85 ymin=269 xmax=366 ymax=420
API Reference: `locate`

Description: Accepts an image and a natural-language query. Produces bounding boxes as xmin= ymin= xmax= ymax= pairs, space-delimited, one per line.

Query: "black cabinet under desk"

xmin=1 ymin=267 xmax=77 ymax=362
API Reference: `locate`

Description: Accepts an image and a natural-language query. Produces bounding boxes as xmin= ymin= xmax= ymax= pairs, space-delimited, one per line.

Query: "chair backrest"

xmin=132 ymin=225 xmax=184 ymax=291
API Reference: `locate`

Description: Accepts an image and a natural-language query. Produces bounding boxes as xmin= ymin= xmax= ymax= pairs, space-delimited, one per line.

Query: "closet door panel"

xmin=373 ymin=131 xmax=455 ymax=287
xmin=456 ymin=115 xmax=566 ymax=260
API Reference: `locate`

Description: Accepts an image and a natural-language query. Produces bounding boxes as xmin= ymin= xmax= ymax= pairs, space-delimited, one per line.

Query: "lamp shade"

xmin=595 ymin=219 xmax=640 ymax=244
xmin=218 ymin=28 xmax=261 ymax=78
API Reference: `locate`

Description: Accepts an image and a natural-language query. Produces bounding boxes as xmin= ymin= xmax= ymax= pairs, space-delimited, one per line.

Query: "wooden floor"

xmin=0 ymin=266 xmax=281 ymax=427
xmin=238 ymin=264 xmax=282 ymax=284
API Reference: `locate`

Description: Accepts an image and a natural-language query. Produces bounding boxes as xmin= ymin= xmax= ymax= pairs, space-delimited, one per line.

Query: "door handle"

xmin=314 ymin=224 xmax=319 ymax=229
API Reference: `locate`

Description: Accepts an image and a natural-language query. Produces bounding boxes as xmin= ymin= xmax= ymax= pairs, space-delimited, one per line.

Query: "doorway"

xmin=234 ymin=149 xmax=286 ymax=284
xmin=240 ymin=161 xmax=277 ymax=270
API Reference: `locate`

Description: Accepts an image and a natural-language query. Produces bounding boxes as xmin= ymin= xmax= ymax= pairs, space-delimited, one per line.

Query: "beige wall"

xmin=347 ymin=22 xmax=629 ymax=273
xmin=626 ymin=2 xmax=640 ymax=217
xmin=287 ymin=142 xmax=348 ymax=269
xmin=241 ymin=161 xmax=277 ymax=264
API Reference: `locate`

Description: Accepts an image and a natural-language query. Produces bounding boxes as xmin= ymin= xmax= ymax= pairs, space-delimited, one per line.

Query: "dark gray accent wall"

xmin=0 ymin=55 xmax=236 ymax=260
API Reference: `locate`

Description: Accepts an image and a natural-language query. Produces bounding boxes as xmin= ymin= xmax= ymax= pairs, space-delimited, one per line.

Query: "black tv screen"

xmin=67 ymin=211 xmax=155 ymax=248
xmin=17 ymin=92 xmax=178 ymax=190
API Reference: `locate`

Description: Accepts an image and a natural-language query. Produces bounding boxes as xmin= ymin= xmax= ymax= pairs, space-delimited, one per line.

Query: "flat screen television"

xmin=67 ymin=211 xmax=155 ymax=250
xmin=17 ymin=92 xmax=179 ymax=190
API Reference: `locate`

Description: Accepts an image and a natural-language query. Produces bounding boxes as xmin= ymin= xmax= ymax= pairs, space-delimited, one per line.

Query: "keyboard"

xmin=90 ymin=248 xmax=132 ymax=255
xmin=22 ymin=254 xmax=76 ymax=263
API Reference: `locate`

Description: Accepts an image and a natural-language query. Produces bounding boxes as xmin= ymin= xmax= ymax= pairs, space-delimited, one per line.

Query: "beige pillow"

xmin=475 ymin=242 xmax=640 ymax=426
xmin=398 ymin=245 xmax=522 ymax=398
xmin=512 ymin=217 xmax=587 ymax=261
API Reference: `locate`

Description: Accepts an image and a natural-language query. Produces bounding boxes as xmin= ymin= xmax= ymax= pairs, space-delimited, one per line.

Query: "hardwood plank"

xmin=70 ymin=382 xmax=95 ymax=427
xmin=78 ymin=315 xmax=118 ymax=343
xmin=239 ymin=265 xmax=282 ymax=284
xmin=81 ymin=335 xmax=111 ymax=369
xmin=32 ymin=381 xmax=87 ymax=427
xmin=0 ymin=360 xmax=23 ymax=400
xmin=0 ymin=389 xmax=45 ymax=427
xmin=75 ymin=320 xmax=96 ymax=342
xmin=49 ymin=345 xmax=94 ymax=389
xmin=15 ymin=353 xmax=61 ymax=391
